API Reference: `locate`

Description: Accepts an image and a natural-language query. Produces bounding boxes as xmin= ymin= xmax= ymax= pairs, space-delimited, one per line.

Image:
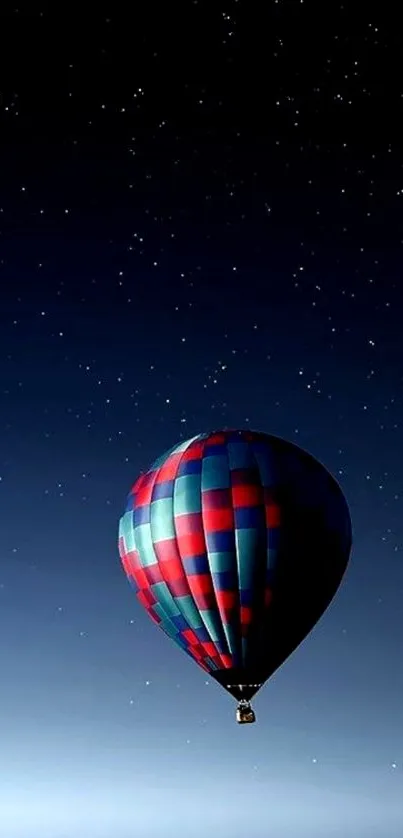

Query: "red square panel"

xmin=202 ymin=488 xmax=232 ymax=510
xmin=181 ymin=441 xmax=205 ymax=461
xmin=135 ymin=480 xmax=155 ymax=507
xmin=207 ymin=432 xmax=226 ymax=445
xmin=182 ymin=628 xmax=200 ymax=646
xmin=148 ymin=609 xmax=162 ymax=625
xmin=157 ymin=555 xmax=184 ymax=581
xmin=188 ymin=646 xmax=204 ymax=662
xmin=131 ymin=472 xmax=148 ymax=494
xmin=202 ymin=507 xmax=233 ymax=532
xmin=157 ymin=453 xmax=182 ymax=482
xmin=175 ymin=512 xmax=203 ymax=536
xmin=132 ymin=566 xmax=149 ymax=590
xmin=201 ymin=641 xmax=218 ymax=657
xmin=137 ymin=588 xmax=156 ymax=609
xmin=168 ymin=577 xmax=189 ymax=597
xmin=154 ymin=538 xmax=180 ymax=563
xmin=192 ymin=590 xmax=216 ymax=610
xmin=232 ymin=484 xmax=261 ymax=508
xmin=143 ymin=563 xmax=164 ymax=585
xmin=265 ymin=504 xmax=281 ymax=527
xmin=215 ymin=590 xmax=237 ymax=610
xmin=188 ymin=574 xmax=212 ymax=595
xmin=120 ymin=550 xmax=134 ymax=577
xmin=176 ymin=531 xmax=206 ymax=557
xmin=127 ymin=549 xmax=141 ymax=569
xmin=240 ymin=605 xmax=253 ymax=625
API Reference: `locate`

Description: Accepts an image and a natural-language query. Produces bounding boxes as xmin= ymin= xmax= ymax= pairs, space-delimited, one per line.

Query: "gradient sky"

xmin=0 ymin=3 xmax=402 ymax=837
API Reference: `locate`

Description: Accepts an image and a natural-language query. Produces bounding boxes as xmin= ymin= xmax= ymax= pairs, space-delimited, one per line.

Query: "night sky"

xmin=1 ymin=3 xmax=402 ymax=837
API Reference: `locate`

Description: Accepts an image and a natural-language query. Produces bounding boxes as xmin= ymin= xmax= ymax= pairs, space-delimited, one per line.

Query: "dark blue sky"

xmin=0 ymin=3 xmax=402 ymax=836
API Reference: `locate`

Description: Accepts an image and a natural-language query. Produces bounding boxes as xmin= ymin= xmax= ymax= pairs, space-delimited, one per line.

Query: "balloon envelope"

xmin=119 ymin=430 xmax=352 ymax=702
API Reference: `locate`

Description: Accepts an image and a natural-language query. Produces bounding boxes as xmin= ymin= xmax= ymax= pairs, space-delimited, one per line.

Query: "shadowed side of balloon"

xmin=211 ymin=477 xmax=352 ymax=723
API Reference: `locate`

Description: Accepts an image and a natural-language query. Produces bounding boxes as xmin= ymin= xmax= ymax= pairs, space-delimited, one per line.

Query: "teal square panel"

xmin=175 ymin=595 xmax=203 ymax=629
xmin=174 ymin=474 xmax=202 ymax=515
xmin=119 ymin=511 xmax=136 ymax=553
xmin=152 ymin=604 xmax=179 ymax=638
xmin=151 ymin=581 xmax=181 ymax=617
xmin=150 ymin=497 xmax=176 ymax=541
xmin=227 ymin=442 xmax=253 ymax=470
xmin=267 ymin=546 xmax=278 ymax=570
xmin=200 ymin=609 xmax=223 ymax=643
xmin=235 ymin=528 xmax=261 ymax=590
xmin=134 ymin=523 xmax=157 ymax=566
xmin=208 ymin=550 xmax=235 ymax=573
xmin=202 ymin=455 xmax=230 ymax=490
xmin=251 ymin=446 xmax=276 ymax=487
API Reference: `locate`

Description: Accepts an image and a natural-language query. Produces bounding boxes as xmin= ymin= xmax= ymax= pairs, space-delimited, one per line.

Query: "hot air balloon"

xmin=118 ymin=430 xmax=352 ymax=724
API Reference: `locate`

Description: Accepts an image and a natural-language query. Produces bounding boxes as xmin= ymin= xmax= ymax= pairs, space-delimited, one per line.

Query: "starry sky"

xmin=0 ymin=3 xmax=402 ymax=837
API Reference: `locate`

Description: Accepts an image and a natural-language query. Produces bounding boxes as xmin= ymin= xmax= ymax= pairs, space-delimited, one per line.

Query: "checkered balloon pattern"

xmin=118 ymin=429 xmax=351 ymax=677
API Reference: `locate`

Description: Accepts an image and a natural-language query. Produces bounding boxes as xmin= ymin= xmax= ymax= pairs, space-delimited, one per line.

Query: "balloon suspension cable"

xmin=236 ymin=699 xmax=256 ymax=725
